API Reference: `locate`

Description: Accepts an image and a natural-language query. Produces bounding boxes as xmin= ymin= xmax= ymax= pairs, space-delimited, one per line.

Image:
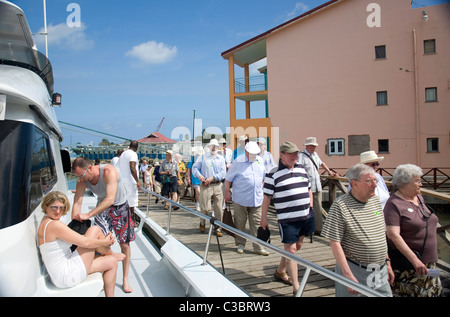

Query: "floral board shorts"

xmin=94 ymin=201 xmax=135 ymax=244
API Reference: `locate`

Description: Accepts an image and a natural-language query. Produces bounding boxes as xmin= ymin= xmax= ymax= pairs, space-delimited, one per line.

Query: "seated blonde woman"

xmin=37 ymin=191 xmax=125 ymax=297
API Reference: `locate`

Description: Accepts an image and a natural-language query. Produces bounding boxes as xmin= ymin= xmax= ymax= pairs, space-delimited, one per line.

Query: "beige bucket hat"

xmin=304 ymin=137 xmax=318 ymax=146
xmin=360 ymin=150 xmax=384 ymax=164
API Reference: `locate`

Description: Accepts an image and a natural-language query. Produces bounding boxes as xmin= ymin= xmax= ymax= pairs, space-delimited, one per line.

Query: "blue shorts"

xmin=278 ymin=214 xmax=315 ymax=244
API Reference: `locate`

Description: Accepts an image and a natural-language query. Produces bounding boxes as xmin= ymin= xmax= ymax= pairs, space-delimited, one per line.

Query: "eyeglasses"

xmin=369 ymin=162 xmax=380 ymax=168
xmin=49 ymin=206 xmax=66 ymax=212
xmin=77 ymin=168 xmax=88 ymax=179
xmin=358 ymin=178 xmax=378 ymax=185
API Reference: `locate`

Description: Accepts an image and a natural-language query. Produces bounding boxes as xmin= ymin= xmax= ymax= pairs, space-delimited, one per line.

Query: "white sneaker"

xmin=254 ymin=248 xmax=269 ymax=256
xmin=236 ymin=245 xmax=245 ymax=254
xmin=195 ymin=202 xmax=200 ymax=211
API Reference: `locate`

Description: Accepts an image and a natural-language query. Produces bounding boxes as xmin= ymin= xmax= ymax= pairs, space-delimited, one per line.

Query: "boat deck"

xmin=137 ymin=192 xmax=337 ymax=297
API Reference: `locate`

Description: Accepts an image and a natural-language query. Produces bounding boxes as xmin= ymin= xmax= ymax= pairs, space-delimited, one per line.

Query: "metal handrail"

xmin=139 ymin=187 xmax=385 ymax=297
xmin=235 ymin=75 xmax=267 ymax=93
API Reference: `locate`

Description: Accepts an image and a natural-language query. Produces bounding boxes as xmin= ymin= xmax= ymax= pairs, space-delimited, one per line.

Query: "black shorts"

xmin=278 ymin=215 xmax=315 ymax=244
xmin=161 ymin=176 xmax=178 ymax=196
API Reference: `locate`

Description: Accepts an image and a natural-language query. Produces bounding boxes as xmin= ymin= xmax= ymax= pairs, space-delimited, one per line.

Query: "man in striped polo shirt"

xmin=321 ymin=163 xmax=394 ymax=297
xmin=260 ymin=141 xmax=314 ymax=296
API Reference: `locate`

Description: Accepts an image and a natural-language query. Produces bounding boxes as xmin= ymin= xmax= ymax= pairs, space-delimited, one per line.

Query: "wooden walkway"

xmin=137 ymin=192 xmax=337 ymax=297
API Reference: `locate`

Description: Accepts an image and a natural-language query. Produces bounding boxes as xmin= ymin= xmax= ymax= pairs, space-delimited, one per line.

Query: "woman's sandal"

xmin=274 ymin=270 xmax=292 ymax=285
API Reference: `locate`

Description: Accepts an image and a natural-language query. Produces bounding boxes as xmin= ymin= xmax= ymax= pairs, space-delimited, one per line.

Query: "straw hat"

xmin=359 ymin=151 xmax=384 ymax=164
xmin=245 ymin=141 xmax=261 ymax=155
xmin=304 ymin=137 xmax=318 ymax=146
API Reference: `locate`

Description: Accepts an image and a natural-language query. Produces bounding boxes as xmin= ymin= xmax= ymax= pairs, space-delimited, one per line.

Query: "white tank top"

xmin=39 ymin=220 xmax=87 ymax=288
xmin=86 ymin=164 xmax=128 ymax=206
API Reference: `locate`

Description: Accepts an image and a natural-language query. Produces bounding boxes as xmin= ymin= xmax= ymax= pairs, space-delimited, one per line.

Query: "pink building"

xmin=222 ymin=0 xmax=450 ymax=171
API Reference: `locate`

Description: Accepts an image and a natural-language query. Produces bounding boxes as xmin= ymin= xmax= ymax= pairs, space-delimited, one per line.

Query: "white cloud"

xmin=125 ymin=41 xmax=177 ymax=66
xmin=35 ymin=22 xmax=94 ymax=51
xmin=286 ymin=2 xmax=310 ymax=20
xmin=249 ymin=58 xmax=267 ymax=76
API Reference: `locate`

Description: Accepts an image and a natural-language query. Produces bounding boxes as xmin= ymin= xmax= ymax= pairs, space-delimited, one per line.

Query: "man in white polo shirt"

xmin=225 ymin=141 xmax=269 ymax=256
xmin=192 ymin=139 xmax=227 ymax=236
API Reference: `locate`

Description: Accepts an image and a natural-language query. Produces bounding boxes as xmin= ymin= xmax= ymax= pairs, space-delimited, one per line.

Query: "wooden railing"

xmin=321 ymin=175 xmax=450 ymax=204
xmin=320 ymin=175 xmax=450 ymax=249
xmin=323 ymin=167 xmax=450 ymax=190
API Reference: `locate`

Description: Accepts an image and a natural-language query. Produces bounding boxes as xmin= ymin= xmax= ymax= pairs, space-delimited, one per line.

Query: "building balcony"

xmin=234 ymin=74 xmax=268 ymax=102
xmin=235 ymin=74 xmax=266 ymax=93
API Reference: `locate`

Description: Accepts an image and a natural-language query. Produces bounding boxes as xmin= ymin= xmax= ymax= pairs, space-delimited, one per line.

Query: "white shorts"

xmin=124 ymin=182 xmax=138 ymax=207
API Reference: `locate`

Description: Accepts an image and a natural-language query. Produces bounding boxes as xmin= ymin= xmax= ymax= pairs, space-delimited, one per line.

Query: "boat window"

xmin=0 ymin=120 xmax=57 ymax=229
xmin=29 ymin=127 xmax=57 ymax=210
xmin=0 ymin=42 xmax=54 ymax=96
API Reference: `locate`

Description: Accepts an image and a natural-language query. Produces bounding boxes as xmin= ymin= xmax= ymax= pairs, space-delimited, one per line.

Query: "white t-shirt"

xmin=118 ymin=149 xmax=138 ymax=184
xmin=110 ymin=156 xmax=119 ymax=168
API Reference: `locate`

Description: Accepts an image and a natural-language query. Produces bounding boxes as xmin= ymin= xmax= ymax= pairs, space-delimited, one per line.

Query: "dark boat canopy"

xmin=0 ymin=0 xmax=54 ymax=95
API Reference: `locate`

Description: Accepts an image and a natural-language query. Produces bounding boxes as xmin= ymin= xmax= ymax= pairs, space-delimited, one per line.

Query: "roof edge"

xmin=221 ymin=0 xmax=342 ymax=59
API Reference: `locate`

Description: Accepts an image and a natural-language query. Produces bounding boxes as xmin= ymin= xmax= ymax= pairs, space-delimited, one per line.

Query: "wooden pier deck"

xmin=137 ymin=192 xmax=337 ymax=297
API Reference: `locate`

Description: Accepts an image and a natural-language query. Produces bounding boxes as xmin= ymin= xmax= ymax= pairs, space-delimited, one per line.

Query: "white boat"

xmin=0 ymin=0 xmax=247 ymax=297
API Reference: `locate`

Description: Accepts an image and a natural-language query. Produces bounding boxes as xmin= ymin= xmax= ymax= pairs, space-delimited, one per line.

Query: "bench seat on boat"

xmin=35 ymin=271 xmax=103 ymax=297
xmin=161 ymin=235 xmax=248 ymax=297
xmin=0 ymin=213 xmax=104 ymax=297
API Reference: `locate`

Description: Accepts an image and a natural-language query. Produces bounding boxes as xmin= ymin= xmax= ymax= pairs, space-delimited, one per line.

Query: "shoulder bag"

xmin=388 ymin=196 xmax=434 ymax=270
xmin=222 ymin=203 xmax=236 ymax=237
xmin=161 ymin=162 xmax=174 ymax=185
xmin=301 ymin=151 xmax=318 ymax=170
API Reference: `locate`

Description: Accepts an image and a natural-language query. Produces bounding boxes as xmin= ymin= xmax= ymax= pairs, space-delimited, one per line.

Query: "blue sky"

xmin=10 ymin=0 xmax=448 ymax=146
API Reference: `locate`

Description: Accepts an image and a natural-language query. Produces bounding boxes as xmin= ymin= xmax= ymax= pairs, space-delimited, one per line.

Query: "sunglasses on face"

xmin=77 ymin=168 xmax=88 ymax=179
xmin=49 ymin=206 xmax=66 ymax=212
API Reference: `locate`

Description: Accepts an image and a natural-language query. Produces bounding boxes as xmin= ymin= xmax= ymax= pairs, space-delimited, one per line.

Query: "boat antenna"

xmin=42 ymin=0 xmax=48 ymax=57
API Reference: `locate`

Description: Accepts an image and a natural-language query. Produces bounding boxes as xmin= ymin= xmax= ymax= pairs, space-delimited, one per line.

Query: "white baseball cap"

xmin=208 ymin=139 xmax=220 ymax=147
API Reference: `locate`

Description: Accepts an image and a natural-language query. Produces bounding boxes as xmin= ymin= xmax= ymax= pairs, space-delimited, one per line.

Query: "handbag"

xmin=388 ymin=196 xmax=432 ymax=270
xmin=257 ymin=226 xmax=271 ymax=244
xmin=68 ymin=219 xmax=91 ymax=252
xmin=222 ymin=203 xmax=236 ymax=237
xmin=388 ymin=248 xmax=421 ymax=270
xmin=161 ymin=175 xmax=172 ymax=185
